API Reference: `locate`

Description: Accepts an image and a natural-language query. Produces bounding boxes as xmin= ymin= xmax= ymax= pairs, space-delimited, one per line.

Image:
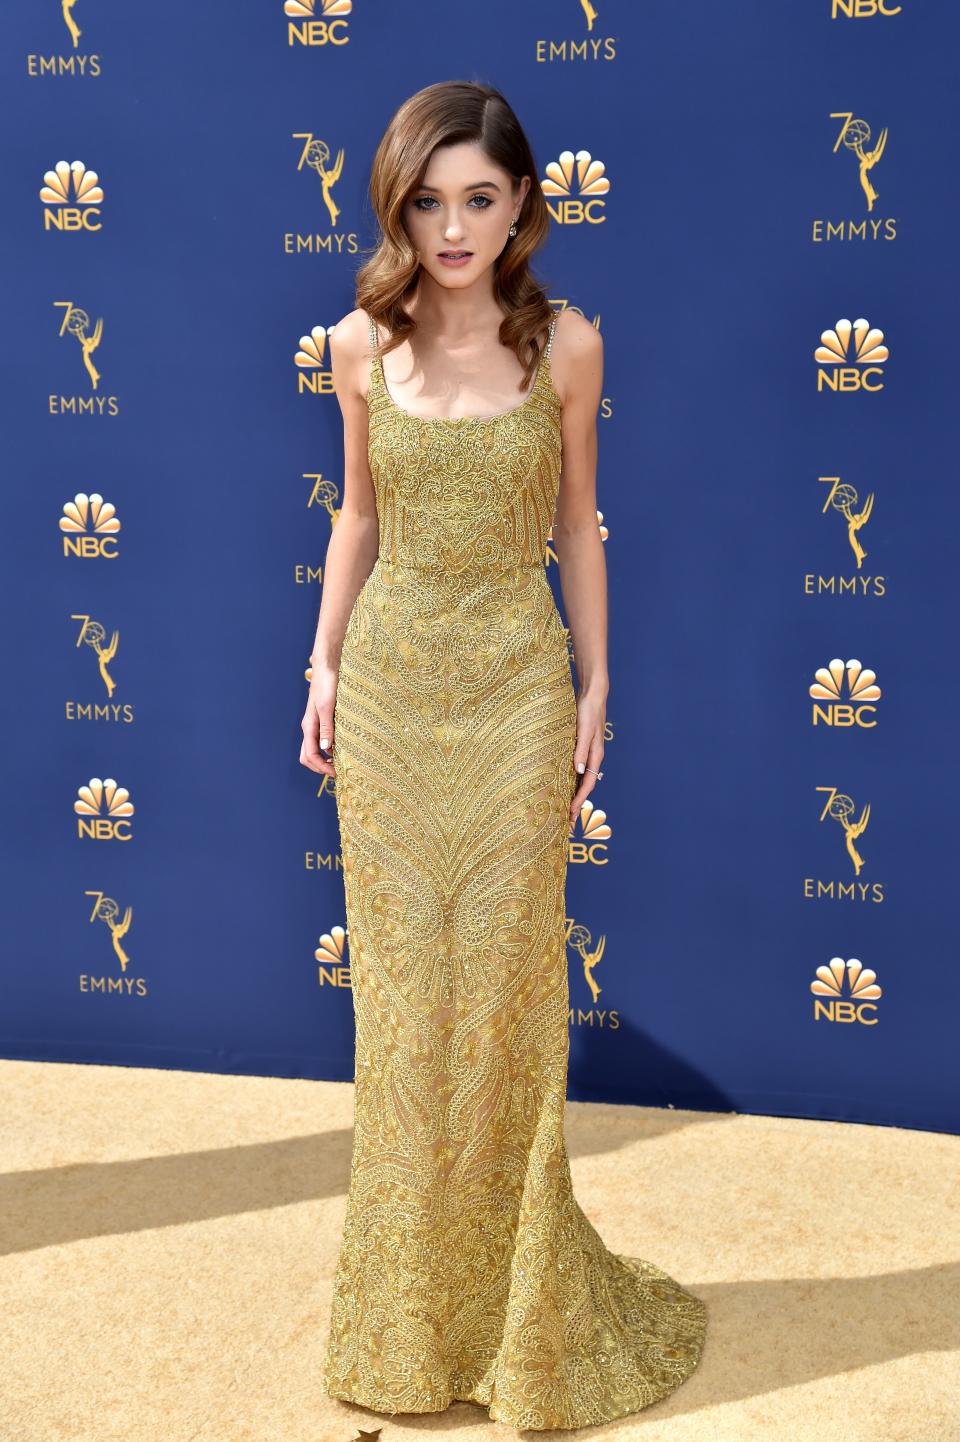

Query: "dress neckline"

xmin=370 ymin=319 xmax=558 ymax=426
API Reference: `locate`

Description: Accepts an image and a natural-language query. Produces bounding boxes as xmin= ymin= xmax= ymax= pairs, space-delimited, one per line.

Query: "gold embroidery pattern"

xmin=323 ymin=312 xmax=707 ymax=1430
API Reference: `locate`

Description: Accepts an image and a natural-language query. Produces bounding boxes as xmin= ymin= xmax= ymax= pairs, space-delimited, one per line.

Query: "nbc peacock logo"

xmin=316 ymin=924 xmax=350 ymax=987
xmin=283 ymin=0 xmax=352 ymax=48
xmin=40 ymin=159 xmax=103 ymax=230
xmin=295 ymin=324 xmax=336 ymax=395
xmin=830 ymin=0 xmax=902 ymax=20
xmin=568 ymin=798 xmax=611 ymax=865
xmin=814 ymin=317 xmax=888 ymax=392
xmin=810 ymin=956 xmax=882 ymax=1024
xmin=809 ymin=658 xmax=881 ymax=727
xmin=60 ymin=492 xmax=121 ymax=558
xmin=541 ymin=150 xmax=610 ymax=224
xmin=74 ymin=777 xmax=135 ymax=841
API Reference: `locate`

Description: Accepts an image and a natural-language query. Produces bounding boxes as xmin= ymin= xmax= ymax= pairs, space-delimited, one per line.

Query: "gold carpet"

xmin=2 ymin=1058 xmax=956 ymax=1441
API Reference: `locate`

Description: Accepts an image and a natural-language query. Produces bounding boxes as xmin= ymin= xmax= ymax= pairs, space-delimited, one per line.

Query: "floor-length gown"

xmin=323 ymin=309 xmax=707 ymax=1430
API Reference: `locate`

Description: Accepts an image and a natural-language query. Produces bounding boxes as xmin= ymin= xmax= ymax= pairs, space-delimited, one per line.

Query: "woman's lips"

xmin=437 ymin=251 xmax=473 ymax=266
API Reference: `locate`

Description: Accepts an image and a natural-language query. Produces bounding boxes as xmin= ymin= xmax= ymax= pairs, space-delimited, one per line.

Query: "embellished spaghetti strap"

xmin=544 ymin=312 xmax=557 ymax=360
xmin=366 ymin=312 xmax=382 ymax=403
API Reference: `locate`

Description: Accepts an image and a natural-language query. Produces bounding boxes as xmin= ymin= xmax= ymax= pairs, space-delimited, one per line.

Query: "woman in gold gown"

xmin=301 ymin=81 xmax=706 ymax=1431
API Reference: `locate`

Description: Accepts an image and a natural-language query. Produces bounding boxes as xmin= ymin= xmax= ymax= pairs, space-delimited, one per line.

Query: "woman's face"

xmin=403 ymin=140 xmax=531 ymax=290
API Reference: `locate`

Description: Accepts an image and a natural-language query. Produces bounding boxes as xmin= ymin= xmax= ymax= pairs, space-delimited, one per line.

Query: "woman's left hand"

xmin=570 ymin=688 xmax=606 ymax=826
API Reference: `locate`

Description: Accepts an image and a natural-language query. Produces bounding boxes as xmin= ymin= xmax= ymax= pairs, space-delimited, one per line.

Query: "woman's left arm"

xmin=549 ymin=310 xmax=608 ymax=826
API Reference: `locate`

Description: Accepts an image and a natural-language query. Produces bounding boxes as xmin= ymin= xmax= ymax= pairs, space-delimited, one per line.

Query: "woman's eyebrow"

xmin=416 ymin=180 xmax=502 ymax=193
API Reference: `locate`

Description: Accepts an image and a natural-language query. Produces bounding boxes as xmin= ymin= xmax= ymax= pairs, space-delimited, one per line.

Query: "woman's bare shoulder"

xmin=552 ymin=307 xmax=602 ymax=356
xmin=550 ymin=309 xmax=603 ymax=407
xmin=329 ymin=306 xmax=373 ymax=360
xmin=328 ymin=308 xmax=377 ymax=409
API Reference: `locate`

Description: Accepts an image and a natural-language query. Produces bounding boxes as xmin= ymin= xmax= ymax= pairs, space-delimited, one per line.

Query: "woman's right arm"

xmin=299 ymin=307 xmax=380 ymax=780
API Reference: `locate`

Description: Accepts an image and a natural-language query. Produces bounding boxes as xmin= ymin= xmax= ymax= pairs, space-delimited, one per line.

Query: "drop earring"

xmin=508 ymin=218 xmax=518 ymax=237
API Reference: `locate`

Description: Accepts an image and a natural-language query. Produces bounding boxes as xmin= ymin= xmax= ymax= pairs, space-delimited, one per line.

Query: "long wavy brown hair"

xmin=355 ymin=80 xmax=555 ymax=394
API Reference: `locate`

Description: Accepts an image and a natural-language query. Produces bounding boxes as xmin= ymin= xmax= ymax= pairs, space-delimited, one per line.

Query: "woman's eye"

xmin=412 ymin=194 xmax=493 ymax=211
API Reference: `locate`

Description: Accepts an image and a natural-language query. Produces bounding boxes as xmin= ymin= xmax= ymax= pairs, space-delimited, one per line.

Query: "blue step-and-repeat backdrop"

xmin=3 ymin=1 xmax=958 ymax=1136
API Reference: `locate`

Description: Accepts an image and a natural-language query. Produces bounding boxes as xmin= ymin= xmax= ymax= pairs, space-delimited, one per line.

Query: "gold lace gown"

xmin=323 ymin=311 xmax=707 ymax=1430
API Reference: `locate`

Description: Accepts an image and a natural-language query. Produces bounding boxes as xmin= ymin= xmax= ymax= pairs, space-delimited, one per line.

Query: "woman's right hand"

xmin=300 ymin=662 xmax=339 ymax=778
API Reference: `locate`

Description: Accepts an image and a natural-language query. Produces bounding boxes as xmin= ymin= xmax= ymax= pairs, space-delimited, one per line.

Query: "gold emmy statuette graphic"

xmin=88 ymin=890 xmax=133 ymax=972
xmin=306 ymin=475 xmax=341 ymax=527
xmin=809 ymin=657 xmax=881 ymax=727
xmin=814 ymin=317 xmax=888 ymax=392
xmin=819 ymin=787 xmax=870 ymax=875
xmin=535 ymin=0 xmax=617 ymax=63
xmin=811 ymin=957 xmax=882 ymax=1025
xmin=568 ymin=922 xmax=605 ymax=1005
xmin=294 ymin=324 xmax=336 ymax=394
xmin=542 ymin=150 xmax=610 ymax=223
xmin=831 ymin=113 xmax=888 ymax=211
xmin=72 ymin=614 xmax=119 ymax=695
xmin=294 ymin=135 xmax=344 ymax=227
xmin=26 ymin=4 xmax=102 ymax=78
xmin=75 ymin=777 xmax=135 ymax=840
xmin=316 ymin=925 xmax=350 ymax=986
xmin=55 ymin=301 xmax=103 ymax=389
xmin=819 ymin=476 xmax=873 ymax=569
xmin=62 ymin=0 xmax=82 ymax=48
xmin=40 ymin=159 xmax=103 ymax=230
